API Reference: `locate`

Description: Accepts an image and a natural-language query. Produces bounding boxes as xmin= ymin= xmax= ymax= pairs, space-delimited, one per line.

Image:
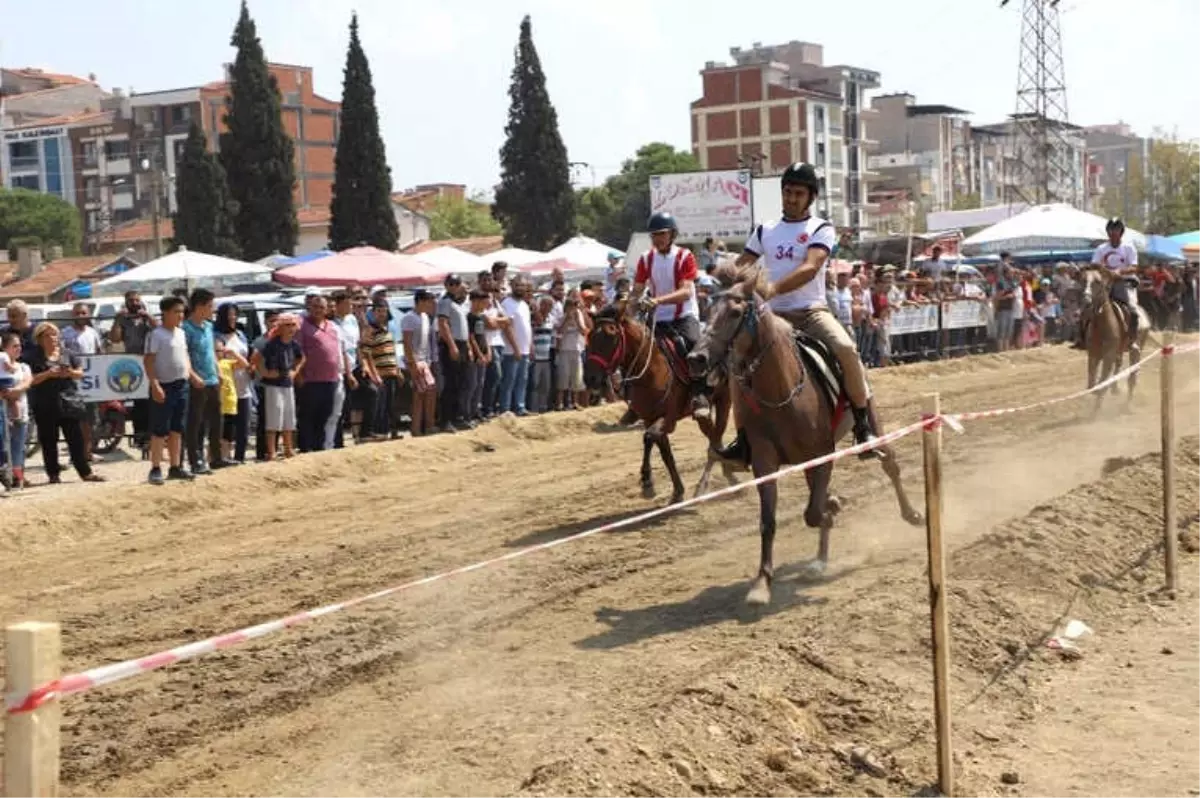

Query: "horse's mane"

xmin=712 ymin=262 xmax=768 ymax=295
xmin=710 ymin=262 xmax=799 ymax=363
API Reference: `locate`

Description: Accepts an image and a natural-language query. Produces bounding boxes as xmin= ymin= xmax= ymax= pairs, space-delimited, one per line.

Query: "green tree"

xmin=492 ymin=15 xmax=575 ymax=250
xmin=1100 ymin=131 xmax=1200 ymax=234
xmin=951 ymin=192 xmax=981 ymax=211
xmin=574 ymin=142 xmax=699 ymax=249
xmin=427 ymin=194 xmax=502 ymax=240
xmin=0 ymin=188 xmax=82 ymax=259
xmin=172 ymin=123 xmax=241 ymax=258
xmin=328 ymin=13 xmax=399 ymax=252
xmin=220 ymin=0 xmax=297 ymax=260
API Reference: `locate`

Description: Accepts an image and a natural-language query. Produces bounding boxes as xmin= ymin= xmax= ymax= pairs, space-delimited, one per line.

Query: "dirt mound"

xmin=516 ymin=439 xmax=1200 ymax=797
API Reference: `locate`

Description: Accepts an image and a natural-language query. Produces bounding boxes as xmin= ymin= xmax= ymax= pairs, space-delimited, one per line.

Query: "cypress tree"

xmin=329 ymin=13 xmax=399 ymax=252
xmin=172 ymin=123 xmax=241 ymax=258
xmin=220 ymin=0 xmax=297 ymax=260
xmin=492 ymin=15 xmax=576 ymax=250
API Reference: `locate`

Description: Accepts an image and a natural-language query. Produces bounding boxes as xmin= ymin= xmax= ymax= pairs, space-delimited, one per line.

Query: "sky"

xmin=3 ymin=0 xmax=1196 ymax=196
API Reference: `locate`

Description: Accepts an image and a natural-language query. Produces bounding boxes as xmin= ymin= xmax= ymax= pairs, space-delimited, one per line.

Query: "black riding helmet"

xmin=1105 ymin=216 xmax=1125 ymax=232
xmin=647 ymin=212 xmax=678 ymax=233
xmin=781 ymin=162 xmax=821 ymax=197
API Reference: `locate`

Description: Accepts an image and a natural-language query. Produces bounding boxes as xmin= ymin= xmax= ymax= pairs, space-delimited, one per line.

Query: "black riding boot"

xmin=714 ymin=426 xmax=751 ymax=465
xmin=1126 ymin=307 xmax=1140 ymax=354
xmin=852 ymin=406 xmax=881 ymax=460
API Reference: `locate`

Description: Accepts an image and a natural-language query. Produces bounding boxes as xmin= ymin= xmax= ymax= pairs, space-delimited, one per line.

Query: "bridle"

xmin=587 ymin=311 xmax=657 ymax=384
xmin=705 ymin=285 xmax=806 ymax=413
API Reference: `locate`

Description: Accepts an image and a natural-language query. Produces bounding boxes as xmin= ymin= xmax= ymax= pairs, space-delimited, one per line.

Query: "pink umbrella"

xmin=274 ymin=246 xmax=448 ymax=288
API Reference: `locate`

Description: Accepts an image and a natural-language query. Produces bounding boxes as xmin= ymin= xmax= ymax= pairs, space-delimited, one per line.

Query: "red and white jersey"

xmin=635 ymin=245 xmax=700 ymax=322
xmin=1092 ymin=241 xmax=1138 ymax=273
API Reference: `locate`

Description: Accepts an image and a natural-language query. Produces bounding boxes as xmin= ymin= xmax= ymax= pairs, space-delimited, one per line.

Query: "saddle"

xmin=792 ymin=332 xmax=849 ymax=428
xmin=654 ymin=332 xmax=694 ymax=385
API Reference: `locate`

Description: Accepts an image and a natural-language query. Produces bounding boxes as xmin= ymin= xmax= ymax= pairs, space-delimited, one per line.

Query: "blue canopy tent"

xmin=1142 ymin=235 xmax=1185 ymax=262
xmin=1168 ymin=230 xmax=1199 ymax=247
xmin=258 ymin=250 xmax=335 ymax=268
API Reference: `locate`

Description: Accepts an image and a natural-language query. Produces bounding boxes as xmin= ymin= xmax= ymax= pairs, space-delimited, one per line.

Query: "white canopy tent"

xmin=546 ymin=236 xmax=624 ymax=270
xmin=414 ymin=246 xmax=486 ymax=274
xmin=485 ymin=246 xmax=553 ymax=266
xmin=93 ymin=247 xmax=273 ymax=296
xmin=961 ymin=203 xmax=1147 ymax=255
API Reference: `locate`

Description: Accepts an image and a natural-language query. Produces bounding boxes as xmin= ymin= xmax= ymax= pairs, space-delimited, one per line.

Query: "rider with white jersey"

xmin=1083 ymin=217 xmax=1140 ymax=353
xmin=716 ymin=162 xmax=878 ymax=463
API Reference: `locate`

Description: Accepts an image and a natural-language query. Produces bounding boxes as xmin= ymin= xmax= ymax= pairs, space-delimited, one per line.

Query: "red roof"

xmin=6 ymin=110 xmax=110 ymax=130
xmin=6 ymin=68 xmax=93 ymax=87
xmin=402 ymin=235 xmax=503 ymax=256
xmin=0 ymin=255 xmax=132 ymax=301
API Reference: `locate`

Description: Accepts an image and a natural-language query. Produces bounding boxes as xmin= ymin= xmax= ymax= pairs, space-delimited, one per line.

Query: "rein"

xmin=587 ymin=312 xmax=657 ymax=385
xmin=709 ymin=289 xmax=806 ymax=413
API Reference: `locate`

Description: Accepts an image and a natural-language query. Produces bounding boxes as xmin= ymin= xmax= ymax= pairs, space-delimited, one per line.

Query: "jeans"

xmin=186 ymin=383 xmax=222 ymax=469
xmin=324 ymin=377 xmax=346 ymax=449
xmin=254 ymin=385 xmax=267 ymax=461
xmin=8 ymin=419 xmax=27 ymax=471
xmin=531 ymin=360 xmax=552 ymax=412
xmin=470 ymin=362 xmax=487 ymax=418
xmin=351 ymin=371 xmax=379 ymax=439
xmin=498 ymin=354 xmax=530 ymax=413
xmin=483 ymin=345 xmax=504 ymax=414
xmin=223 ymin=396 xmax=250 ymax=462
xmin=374 ymin=375 xmax=400 ymax=436
xmin=297 ymin=381 xmax=337 ymax=452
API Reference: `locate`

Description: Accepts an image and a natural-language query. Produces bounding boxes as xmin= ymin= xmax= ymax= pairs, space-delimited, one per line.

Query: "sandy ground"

xmin=0 ymin=342 xmax=1197 ymax=796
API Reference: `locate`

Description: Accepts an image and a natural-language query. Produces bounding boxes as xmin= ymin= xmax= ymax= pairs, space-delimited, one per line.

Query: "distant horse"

xmin=687 ymin=265 xmax=924 ymax=606
xmin=1083 ymin=268 xmax=1150 ymax=412
xmin=584 ymin=302 xmax=737 ymax=503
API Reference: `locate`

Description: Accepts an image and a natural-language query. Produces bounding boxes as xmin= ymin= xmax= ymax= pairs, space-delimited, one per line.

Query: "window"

xmin=112 ymin=209 xmax=137 ymax=224
xmin=11 ymin=174 xmax=40 ymax=191
xmin=43 ymin=138 xmax=63 ymax=196
xmin=85 ymin=177 xmax=101 ymax=202
xmin=816 ymin=141 xmax=826 ymax=166
xmin=105 ymin=139 xmax=131 ymax=160
xmin=8 ymin=141 xmax=38 ymax=170
xmin=284 ymin=92 xmax=301 ymax=105
xmin=169 ymin=105 xmax=192 ymax=127
xmin=135 ymin=107 xmax=156 ymax=127
xmin=81 ymin=140 xmax=99 ymax=168
xmin=814 ymin=105 xmax=826 ymax=134
xmin=173 ymin=138 xmax=187 ymax=165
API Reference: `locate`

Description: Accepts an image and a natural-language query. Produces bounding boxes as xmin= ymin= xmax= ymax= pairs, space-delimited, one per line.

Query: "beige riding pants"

xmin=777 ymin=306 xmax=871 ymax=408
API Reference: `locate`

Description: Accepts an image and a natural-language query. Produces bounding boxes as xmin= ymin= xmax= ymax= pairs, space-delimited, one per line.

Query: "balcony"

xmin=8 ymin=155 xmax=39 ymax=172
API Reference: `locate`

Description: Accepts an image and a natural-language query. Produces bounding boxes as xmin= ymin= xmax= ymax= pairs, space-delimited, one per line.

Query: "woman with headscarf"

xmin=214 ymin=302 xmax=251 ymax=464
xmin=27 ymin=323 xmax=104 ymax=484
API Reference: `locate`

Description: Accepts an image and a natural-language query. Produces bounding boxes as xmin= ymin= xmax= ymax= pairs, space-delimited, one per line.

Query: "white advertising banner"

xmin=941 ymin=300 xmax=989 ymax=330
xmin=78 ymin=354 xmax=149 ymax=402
xmin=649 ymin=170 xmax=753 ymax=243
xmin=888 ymin=304 xmax=939 ymax=336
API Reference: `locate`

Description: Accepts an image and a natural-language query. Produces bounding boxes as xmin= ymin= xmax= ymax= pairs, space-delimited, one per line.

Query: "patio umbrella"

xmin=274 ymin=246 xmax=448 ymax=288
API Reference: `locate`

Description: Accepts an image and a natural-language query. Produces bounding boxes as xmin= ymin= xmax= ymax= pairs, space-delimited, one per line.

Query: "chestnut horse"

xmin=584 ymin=303 xmax=736 ymax=503
xmin=1082 ymin=268 xmax=1150 ymax=413
xmin=687 ymin=265 xmax=924 ymax=605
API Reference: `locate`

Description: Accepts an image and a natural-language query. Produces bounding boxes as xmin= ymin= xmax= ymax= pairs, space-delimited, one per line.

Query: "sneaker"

xmin=193 ymin=463 xmax=213 ymax=476
xmin=440 ymin=424 xmax=458 ymax=434
xmin=168 ymin=466 xmax=196 ymax=481
xmin=148 ymin=467 xmax=165 ymax=486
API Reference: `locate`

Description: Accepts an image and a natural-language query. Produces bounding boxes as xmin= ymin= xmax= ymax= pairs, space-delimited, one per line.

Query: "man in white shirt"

xmin=632 ymin=211 xmax=711 ymax=420
xmin=498 ymin=278 xmax=533 ymax=415
xmin=715 ymin=162 xmax=879 ymax=463
xmin=1080 ymin=216 xmax=1141 ymax=352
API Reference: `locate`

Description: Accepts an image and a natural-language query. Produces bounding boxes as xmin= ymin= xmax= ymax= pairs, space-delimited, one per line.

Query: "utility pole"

xmin=150 ymin=165 xmax=163 ymax=259
xmin=1005 ymin=0 xmax=1076 ymax=207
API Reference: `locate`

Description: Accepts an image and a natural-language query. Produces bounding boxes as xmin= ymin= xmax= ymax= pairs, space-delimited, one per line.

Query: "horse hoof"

xmin=805 ymin=560 xmax=828 ymax=577
xmin=904 ymin=509 xmax=925 ymax=527
xmin=827 ymin=495 xmax=845 ymax=514
xmin=745 ymin=578 xmax=771 ymax=606
xmin=641 ymin=483 xmax=655 ymax=499
xmin=670 ymin=491 xmax=685 ymax=505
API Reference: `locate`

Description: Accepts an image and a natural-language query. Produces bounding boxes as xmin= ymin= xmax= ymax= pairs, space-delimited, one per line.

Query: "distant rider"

xmin=1079 ymin=217 xmax=1140 ymax=354
xmin=716 ymin=162 xmax=879 ymax=463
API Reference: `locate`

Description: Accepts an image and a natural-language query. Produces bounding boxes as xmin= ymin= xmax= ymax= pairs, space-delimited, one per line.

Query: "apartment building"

xmin=866 ymin=93 xmax=973 ymax=213
xmin=1083 ymin=123 xmax=1152 ymax=216
xmin=972 ymin=117 xmax=1088 ymax=207
xmin=692 ymin=41 xmax=880 ymax=230
xmin=126 ymin=61 xmax=340 ymax=217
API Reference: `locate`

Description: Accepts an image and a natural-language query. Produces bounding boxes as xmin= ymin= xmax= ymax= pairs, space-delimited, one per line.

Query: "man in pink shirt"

xmin=296 ymin=295 xmax=345 ymax=452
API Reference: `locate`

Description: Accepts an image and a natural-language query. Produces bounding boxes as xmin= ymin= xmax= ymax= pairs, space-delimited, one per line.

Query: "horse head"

xmin=688 ymin=262 xmax=768 ymax=384
xmin=584 ymin=300 xmax=635 ymax=389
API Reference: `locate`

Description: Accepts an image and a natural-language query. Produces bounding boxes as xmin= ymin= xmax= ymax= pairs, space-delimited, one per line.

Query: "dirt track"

xmin=1 ymin=342 xmax=1198 ymax=796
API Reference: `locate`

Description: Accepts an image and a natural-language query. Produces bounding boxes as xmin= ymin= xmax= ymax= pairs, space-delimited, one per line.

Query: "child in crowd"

xmin=143 ymin=296 xmax=197 ymax=485
xmin=254 ymin=314 xmax=304 ymax=460
xmin=556 ymin=291 xmax=587 ymax=411
xmin=216 ymin=339 xmax=239 ymax=462
xmin=466 ymin=289 xmax=491 ymax=421
xmin=531 ymin=296 xmax=554 ymax=413
xmin=402 ymin=290 xmax=437 ymax=436
xmin=1 ymin=331 xmax=32 ymax=490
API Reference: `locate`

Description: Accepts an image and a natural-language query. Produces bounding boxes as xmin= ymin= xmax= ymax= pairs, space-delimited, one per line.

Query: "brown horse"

xmin=584 ymin=302 xmax=737 ymax=503
xmin=1083 ymin=268 xmax=1150 ymax=412
xmin=687 ymin=265 xmax=924 ymax=605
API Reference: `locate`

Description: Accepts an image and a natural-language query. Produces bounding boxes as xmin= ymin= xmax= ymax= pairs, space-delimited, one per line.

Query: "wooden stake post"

xmin=1161 ymin=332 xmax=1177 ymax=597
xmin=3 ymin=622 xmax=61 ymax=798
xmin=922 ymin=394 xmax=954 ymax=796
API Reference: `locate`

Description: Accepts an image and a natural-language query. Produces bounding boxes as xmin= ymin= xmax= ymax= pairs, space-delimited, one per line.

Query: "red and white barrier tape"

xmin=4 ymin=419 xmax=926 ymax=716
xmin=6 ymin=341 xmax=1197 ymax=716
